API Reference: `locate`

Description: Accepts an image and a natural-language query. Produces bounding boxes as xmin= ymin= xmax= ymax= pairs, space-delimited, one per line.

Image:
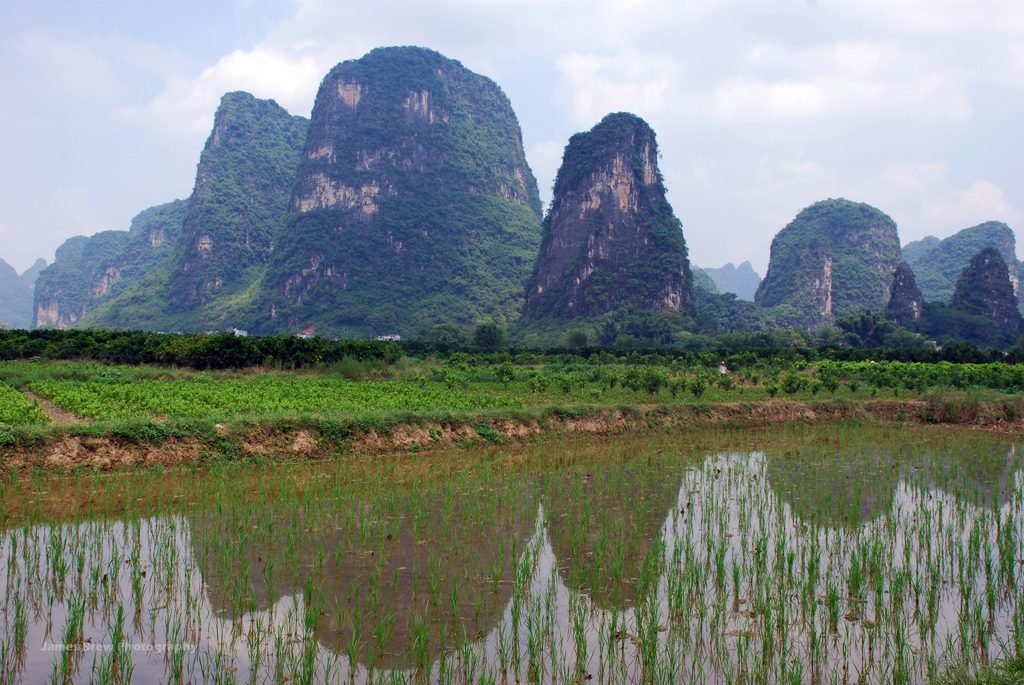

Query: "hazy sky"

xmin=2 ymin=0 xmax=1022 ymax=275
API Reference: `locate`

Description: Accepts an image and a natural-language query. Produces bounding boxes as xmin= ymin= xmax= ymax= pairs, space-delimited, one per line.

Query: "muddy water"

xmin=1 ymin=433 xmax=1022 ymax=683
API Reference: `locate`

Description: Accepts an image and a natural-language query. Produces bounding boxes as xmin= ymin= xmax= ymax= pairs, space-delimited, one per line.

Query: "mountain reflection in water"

xmin=1 ymin=442 xmax=1021 ymax=684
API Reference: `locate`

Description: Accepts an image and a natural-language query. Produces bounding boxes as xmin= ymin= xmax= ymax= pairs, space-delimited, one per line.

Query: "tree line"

xmin=3 ymin=326 xmax=1023 ymax=371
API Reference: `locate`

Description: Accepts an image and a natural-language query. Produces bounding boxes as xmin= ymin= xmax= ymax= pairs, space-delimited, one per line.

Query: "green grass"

xmin=935 ymin=653 xmax=1024 ymax=684
xmin=1 ymin=358 xmax=1023 ymax=452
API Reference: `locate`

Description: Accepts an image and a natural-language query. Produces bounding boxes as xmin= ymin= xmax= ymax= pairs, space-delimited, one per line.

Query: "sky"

xmin=2 ymin=0 xmax=1022 ymax=276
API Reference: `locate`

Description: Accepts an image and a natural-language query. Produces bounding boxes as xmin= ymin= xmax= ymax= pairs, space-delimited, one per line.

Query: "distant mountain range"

xmin=0 ymin=258 xmax=45 ymax=329
xmin=34 ymin=201 xmax=188 ymax=329
xmin=698 ymin=262 xmax=761 ymax=301
xmin=9 ymin=45 xmax=1021 ymax=348
xmin=902 ymin=221 xmax=1023 ymax=311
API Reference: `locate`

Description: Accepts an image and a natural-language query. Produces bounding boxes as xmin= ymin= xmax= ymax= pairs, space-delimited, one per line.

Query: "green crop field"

xmin=0 ymin=382 xmax=46 ymax=426
xmin=2 ymin=342 xmax=1024 ymax=684
xmin=3 ymin=356 xmax=1024 ymax=429
xmin=24 ymin=375 xmax=521 ymax=422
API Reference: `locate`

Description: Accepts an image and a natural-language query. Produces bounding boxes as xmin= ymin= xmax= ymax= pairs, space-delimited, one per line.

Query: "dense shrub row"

xmin=0 ymin=329 xmax=401 ymax=370
xmin=1 ymin=327 xmax=1021 ymax=372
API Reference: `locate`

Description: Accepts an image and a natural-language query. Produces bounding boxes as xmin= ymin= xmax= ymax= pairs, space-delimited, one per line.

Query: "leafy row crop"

xmin=0 ymin=382 xmax=47 ymax=425
xmin=818 ymin=360 xmax=1024 ymax=393
xmin=28 ymin=375 xmax=522 ymax=422
xmin=14 ymin=357 xmax=1024 ymax=427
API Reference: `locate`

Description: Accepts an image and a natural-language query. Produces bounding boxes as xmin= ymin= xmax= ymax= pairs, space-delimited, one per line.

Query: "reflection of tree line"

xmin=191 ymin=484 xmax=539 ymax=670
xmin=189 ymin=441 xmax=1020 ymax=670
xmin=767 ymin=441 xmax=1019 ymax=529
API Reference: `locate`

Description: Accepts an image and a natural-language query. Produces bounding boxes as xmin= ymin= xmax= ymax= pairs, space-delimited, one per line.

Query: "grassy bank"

xmin=2 ymin=394 xmax=1024 ymax=474
xmin=3 ymin=358 xmax=1024 ymax=472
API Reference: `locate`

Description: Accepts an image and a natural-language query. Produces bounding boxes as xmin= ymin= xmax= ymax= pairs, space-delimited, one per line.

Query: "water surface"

xmin=1 ymin=430 xmax=1021 ymax=683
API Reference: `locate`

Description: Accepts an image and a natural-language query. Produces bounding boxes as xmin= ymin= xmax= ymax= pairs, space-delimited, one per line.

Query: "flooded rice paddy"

xmin=1 ymin=428 xmax=1022 ymax=684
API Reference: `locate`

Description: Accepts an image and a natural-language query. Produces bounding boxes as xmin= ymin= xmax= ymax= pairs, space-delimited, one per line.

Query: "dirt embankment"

xmin=3 ymin=398 xmax=1024 ymax=473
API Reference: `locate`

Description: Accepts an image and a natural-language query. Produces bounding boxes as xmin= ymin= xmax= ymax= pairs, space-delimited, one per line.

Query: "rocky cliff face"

xmin=262 ymin=47 xmax=542 ymax=337
xmin=886 ymin=261 xmax=924 ymax=327
xmin=902 ymin=221 xmax=1022 ymax=308
xmin=33 ymin=201 xmax=187 ymax=328
xmin=950 ymin=248 xmax=1022 ymax=333
xmin=754 ymin=199 xmax=902 ymax=328
xmin=84 ymin=93 xmax=308 ymax=332
xmin=701 ymin=261 xmax=761 ymax=301
xmin=522 ymin=113 xmax=692 ymax=320
xmin=168 ymin=92 xmax=308 ymax=308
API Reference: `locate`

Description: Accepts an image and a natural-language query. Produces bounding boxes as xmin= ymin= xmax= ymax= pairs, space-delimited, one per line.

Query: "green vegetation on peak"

xmin=19 ymin=258 xmax=46 ymax=289
xmin=918 ymin=247 xmax=1023 ymax=349
xmin=550 ymin=112 xmax=659 ymax=200
xmin=34 ymin=199 xmax=188 ymax=329
xmin=691 ymin=268 xmax=719 ymax=294
xmin=755 ymin=198 xmax=902 ymax=329
xmin=260 ymin=46 xmax=543 ymax=338
xmin=168 ymin=92 xmax=308 ymax=309
xmin=85 ymin=93 xmax=309 ymax=332
xmin=951 ymin=248 xmax=1022 ymax=335
xmin=298 ymin=46 xmax=541 ymax=217
xmin=30 ymin=50 xmax=1024 ymax=350
xmin=521 ymin=112 xmax=692 ymax=328
xmin=902 ymin=221 xmax=1021 ymax=308
xmin=886 ymin=261 xmax=924 ymax=328
xmin=900 ymin=235 xmax=940 ymax=264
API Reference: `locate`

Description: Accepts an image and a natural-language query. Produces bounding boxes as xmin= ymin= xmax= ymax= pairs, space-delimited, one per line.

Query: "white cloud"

xmin=550 ymin=36 xmax=973 ymax=147
xmin=51 ymin=187 xmax=107 ymax=236
xmin=122 ymin=46 xmax=325 ymax=135
xmin=1 ymin=216 xmax=58 ymax=273
xmin=840 ymin=0 xmax=1024 ymax=36
xmin=684 ymin=160 xmax=1024 ymax=273
xmin=788 ymin=164 xmax=1024 ymax=250
xmin=755 ymin=155 xmax=833 ymax=189
xmin=920 ymin=180 xmax=1024 ymax=232
xmin=11 ymin=31 xmax=189 ymax=104
xmin=707 ymin=41 xmax=972 ymax=122
xmin=287 ymin=0 xmax=718 ymax=54
xmin=537 ymin=8 xmax=1016 ymax=269
xmin=13 ymin=32 xmax=127 ymax=103
xmin=0 ymin=221 xmax=31 ymax=272
xmin=4 ymin=0 xmax=1023 ymax=277
xmin=554 ymin=53 xmax=680 ymax=125
xmin=526 ymin=140 xmax=566 ymax=207
xmin=1002 ymin=42 xmax=1024 ymax=86
xmin=712 ymin=78 xmax=829 ymax=119
xmin=877 ymin=162 xmax=949 ymax=196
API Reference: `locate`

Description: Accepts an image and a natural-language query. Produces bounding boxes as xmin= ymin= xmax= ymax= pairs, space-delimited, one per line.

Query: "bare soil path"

xmin=22 ymin=390 xmax=85 ymax=425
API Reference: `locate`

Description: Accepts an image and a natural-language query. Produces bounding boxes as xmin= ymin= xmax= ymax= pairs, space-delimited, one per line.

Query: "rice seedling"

xmin=0 ymin=426 xmax=1021 ymax=683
